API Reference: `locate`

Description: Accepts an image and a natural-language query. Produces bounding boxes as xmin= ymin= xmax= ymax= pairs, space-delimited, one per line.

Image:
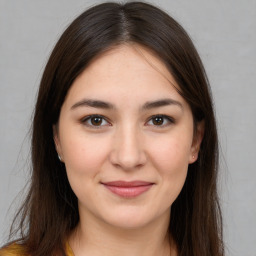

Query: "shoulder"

xmin=0 ymin=242 xmax=73 ymax=256
xmin=0 ymin=243 xmax=28 ymax=256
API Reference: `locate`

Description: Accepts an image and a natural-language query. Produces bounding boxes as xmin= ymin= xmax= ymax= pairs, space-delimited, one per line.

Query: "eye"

xmin=146 ymin=115 xmax=174 ymax=127
xmin=81 ymin=115 xmax=110 ymax=128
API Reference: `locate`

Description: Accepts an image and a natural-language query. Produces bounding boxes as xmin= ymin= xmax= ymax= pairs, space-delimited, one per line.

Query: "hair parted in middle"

xmin=10 ymin=2 xmax=223 ymax=256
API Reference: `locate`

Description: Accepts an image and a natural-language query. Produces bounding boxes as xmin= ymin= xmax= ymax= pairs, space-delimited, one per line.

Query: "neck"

xmin=69 ymin=209 xmax=176 ymax=256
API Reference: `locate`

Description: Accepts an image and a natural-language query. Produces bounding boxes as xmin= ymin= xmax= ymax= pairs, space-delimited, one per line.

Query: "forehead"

xmin=64 ymin=44 xmax=185 ymax=107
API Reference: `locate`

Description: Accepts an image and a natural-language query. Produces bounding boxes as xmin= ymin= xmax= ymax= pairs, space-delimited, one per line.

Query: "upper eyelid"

xmin=82 ymin=114 xmax=109 ymax=121
xmin=81 ymin=115 xmax=111 ymax=127
xmin=148 ymin=114 xmax=174 ymax=120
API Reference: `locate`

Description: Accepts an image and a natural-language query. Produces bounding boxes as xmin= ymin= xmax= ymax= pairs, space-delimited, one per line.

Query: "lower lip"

xmin=103 ymin=184 xmax=153 ymax=198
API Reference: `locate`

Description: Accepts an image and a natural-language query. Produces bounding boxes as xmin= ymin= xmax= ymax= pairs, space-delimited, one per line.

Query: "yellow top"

xmin=0 ymin=242 xmax=74 ymax=256
xmin=66 ymin=242 xmax=75 ymax=256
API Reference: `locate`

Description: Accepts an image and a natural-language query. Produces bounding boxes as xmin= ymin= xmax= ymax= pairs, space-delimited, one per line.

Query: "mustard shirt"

xmin=0 ymin=242 xmax=74 ymax=256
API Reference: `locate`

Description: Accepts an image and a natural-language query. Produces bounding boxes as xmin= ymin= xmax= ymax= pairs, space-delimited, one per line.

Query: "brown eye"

xmin=91 ymin=116 xmax=103 ymax=126
xmin=82 ymin=115 xmax=110 ymax=128
xmin=152 ymin=116 xmax=164 ymax=125
xmin=147 ymin=115 xmax=174 ymax=127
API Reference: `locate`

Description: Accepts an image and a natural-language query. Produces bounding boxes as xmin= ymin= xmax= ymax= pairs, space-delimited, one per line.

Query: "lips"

xmin=101 ymin=180 xmax=154 ymax=198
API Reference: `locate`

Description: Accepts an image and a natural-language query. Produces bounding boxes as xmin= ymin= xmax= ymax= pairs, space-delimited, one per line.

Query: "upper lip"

xmin=101 ymin=180 xmax=154 ymax=187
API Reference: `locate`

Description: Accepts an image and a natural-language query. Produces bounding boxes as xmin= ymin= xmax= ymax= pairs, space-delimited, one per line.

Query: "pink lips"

xmin=102 ymin=181 xmax=154 ymax=198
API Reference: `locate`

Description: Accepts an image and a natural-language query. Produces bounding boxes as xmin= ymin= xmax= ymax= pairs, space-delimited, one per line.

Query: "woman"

xmin=0 ymin=1 xmax=224 ymax=256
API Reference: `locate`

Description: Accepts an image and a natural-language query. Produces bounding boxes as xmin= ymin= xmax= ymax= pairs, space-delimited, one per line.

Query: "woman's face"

xmin=54 ymin=44 xmax=203 ymax=229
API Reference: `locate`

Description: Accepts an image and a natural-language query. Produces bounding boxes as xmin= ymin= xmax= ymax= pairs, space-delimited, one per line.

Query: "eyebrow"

xmin=71 ymin=99 xmax=115 ymax=110
xmin=141 ymin=98 xmax=183 ymax=111
xmin=71 ymin=98 xmax=183 ymax=111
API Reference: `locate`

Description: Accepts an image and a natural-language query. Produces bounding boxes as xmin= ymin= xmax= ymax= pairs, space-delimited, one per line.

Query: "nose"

xmin=109 ymin=125 xmax=147 ymax=171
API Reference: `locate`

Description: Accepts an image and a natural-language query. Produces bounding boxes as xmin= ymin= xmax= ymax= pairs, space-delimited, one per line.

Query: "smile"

xmin=101 ymin=181 xmax=154 ymax=198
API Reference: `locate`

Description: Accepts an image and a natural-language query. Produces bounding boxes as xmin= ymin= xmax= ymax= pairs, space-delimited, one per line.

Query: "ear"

xmin=53 ymin=125 xmax=63 ymax=162
xmin=189 ymin=120 xmax=205 ymax=164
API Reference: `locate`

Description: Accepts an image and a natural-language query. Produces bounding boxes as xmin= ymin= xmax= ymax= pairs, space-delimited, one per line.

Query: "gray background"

xmin=0 ymin=0 xmax=255 ymax=255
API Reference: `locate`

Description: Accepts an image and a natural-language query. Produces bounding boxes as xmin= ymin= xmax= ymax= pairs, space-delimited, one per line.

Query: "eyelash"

xmin=81 ymin=115 xmax=111 ymax=129
xmin=146 ymin=115 xmax=175 ymax=127
xmin=81 ymin=114 xmax=175 ymax=129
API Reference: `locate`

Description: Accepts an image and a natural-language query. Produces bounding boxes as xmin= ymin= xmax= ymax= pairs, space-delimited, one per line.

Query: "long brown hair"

xmin=6 ymin=2 xmax=224 ymax=255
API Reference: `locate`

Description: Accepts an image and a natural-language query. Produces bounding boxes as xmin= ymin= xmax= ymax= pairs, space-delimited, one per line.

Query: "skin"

xmin=54 ymin=44 xmax=204 ymax=256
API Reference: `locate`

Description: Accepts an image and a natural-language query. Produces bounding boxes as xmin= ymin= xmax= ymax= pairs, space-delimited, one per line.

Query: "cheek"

xmin=150 ymin=133 xmax=192 ymax=171
xmin=61 ymin=131 xmax=110 ymax=176
xmin=60 ymin=132 xmax=111 ymax=201
xmin=148 ymin=132 xmax=192 ymax=198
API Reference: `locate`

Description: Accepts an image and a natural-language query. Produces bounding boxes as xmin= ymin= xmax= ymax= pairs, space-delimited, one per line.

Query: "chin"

xmin=99 ymin=206 xmax=163 ymax=230
xmin=107 ymin=217 xmax=152 ymax=230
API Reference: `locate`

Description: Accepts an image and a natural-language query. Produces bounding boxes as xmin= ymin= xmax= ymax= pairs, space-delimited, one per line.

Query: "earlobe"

xmin=189 ymin=120 xmax=205 ymax=164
